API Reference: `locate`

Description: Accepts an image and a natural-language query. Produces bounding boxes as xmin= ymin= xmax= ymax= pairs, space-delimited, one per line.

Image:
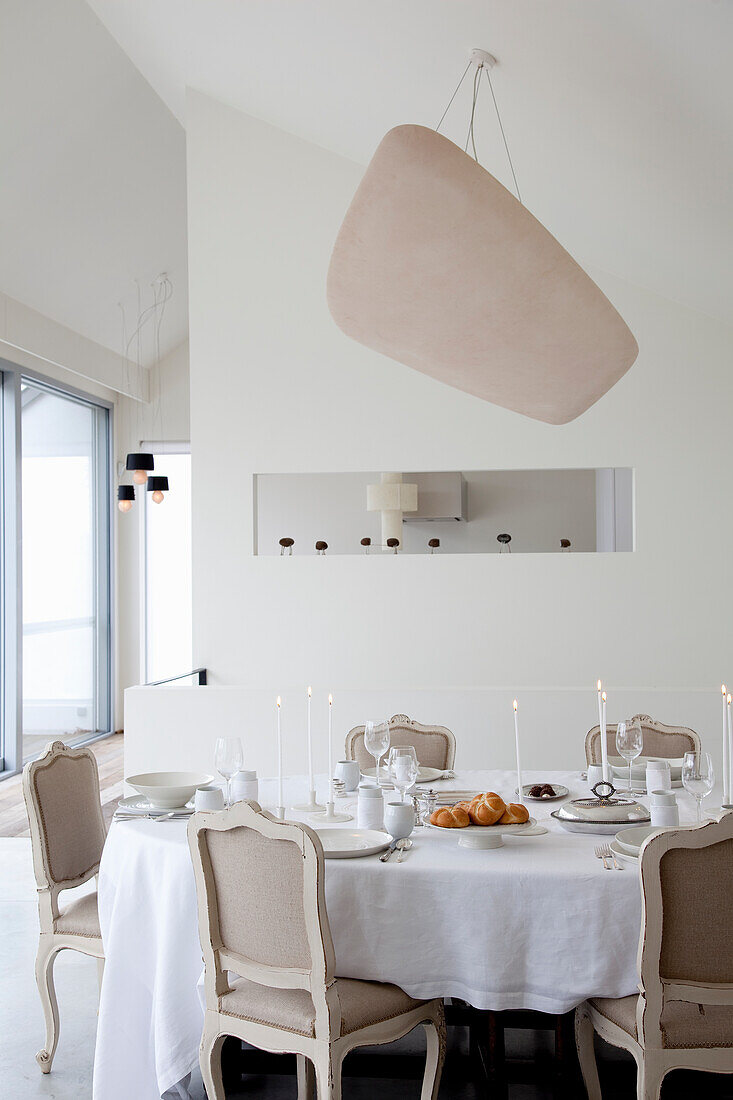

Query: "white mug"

xmin=335 ymin=760 xmax=360 ymax=792
xmin=646 ymin=760 xmax=671 ymax=792
xmin=194 ymin=784 xmax=225 ymax=812
xmin=384 ymin=801 xmax=414 ymax=840
xmin=587 ymin=764 xmax=605 ymax=790
xmin=650 ymin=790 xmax=679 ymax=827
xmin=230 ymin=770 xmax=258 ymax=803
xmin=357 ymin=784 xmax=384 ymax=830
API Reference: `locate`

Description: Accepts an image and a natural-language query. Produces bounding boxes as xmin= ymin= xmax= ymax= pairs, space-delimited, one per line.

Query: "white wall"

xmin=182 ymin=91 xmax=733 ymax=775
xmin=256 ymin=469 xmax=599 ymax=555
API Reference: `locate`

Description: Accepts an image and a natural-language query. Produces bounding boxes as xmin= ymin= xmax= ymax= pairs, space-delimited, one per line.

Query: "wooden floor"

xmin=0 ymin=732 xmax=124 ymax=837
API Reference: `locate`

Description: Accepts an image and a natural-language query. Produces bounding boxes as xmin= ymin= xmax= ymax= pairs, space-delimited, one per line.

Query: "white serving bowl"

xmin=126 ymin=771 xmax=214 ymax=810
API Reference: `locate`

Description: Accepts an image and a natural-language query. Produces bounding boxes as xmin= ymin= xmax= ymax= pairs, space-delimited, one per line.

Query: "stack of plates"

xmin=609 ymin=824 xmax=661 ymax=862
xmin=609 ymin=757 xmax=683 ymax=792
xmin=116 ymin=795 xmax=195 ymax=818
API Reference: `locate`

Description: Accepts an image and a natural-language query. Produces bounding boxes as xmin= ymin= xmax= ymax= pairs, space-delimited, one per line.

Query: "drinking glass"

xmin=214 ymin=737 xmax=243 ymax=807
xmin=364 ymin=720 xmax=390 ymax=786
xmin=682 ymin=751 xmax=714 ymax=825
xmin=616 ymin=718 xmax=643 ymax=794
xmin=388 ymin=745 xmax=419 ymax=803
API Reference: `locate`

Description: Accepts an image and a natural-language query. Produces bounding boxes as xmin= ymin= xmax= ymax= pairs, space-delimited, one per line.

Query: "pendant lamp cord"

xmin=435 ymin=57 xmax=523 ymax=205
xmin=485 ymin=66 xmax=522 ymax=204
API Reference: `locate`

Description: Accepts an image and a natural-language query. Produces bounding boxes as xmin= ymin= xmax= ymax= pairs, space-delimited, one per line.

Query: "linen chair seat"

xmin=221 ymin=976 xmax=423 ymax=1039
xmin=54 ymin=891 xmax=101 ymax=939
xmin=591 ymin=994 xmax=733 ymax=1050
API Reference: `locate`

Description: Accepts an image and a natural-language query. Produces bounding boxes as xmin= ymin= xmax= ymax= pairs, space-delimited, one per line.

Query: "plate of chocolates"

xmin=517 ymin=782 xmax=569 ymax=802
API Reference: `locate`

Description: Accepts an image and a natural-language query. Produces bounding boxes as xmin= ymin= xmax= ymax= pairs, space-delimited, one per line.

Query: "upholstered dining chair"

xmin=585 ymin=714 xmax=700 ymax=767
xmin=345 ymin=713 xmax=456 ymax=772
xmin=22 ymin=740 xmax=106 ymax=1073
xmin=188 ymin=799 xmax=446 ymax=1100
xmin=575 ymin=811 xmax=733 ymax=1099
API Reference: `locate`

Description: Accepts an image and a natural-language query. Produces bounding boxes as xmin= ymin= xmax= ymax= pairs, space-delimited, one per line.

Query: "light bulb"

xmin=151 ymin=489 xmax=164 ymax=504
xmin=118 ymin=499 xmax=133 ymax=513
xmin=132 ymin=469 xmax=148 ymax=485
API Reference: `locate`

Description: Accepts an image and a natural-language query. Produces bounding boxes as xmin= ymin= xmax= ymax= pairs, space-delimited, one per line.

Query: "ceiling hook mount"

xmin=469 ymin=49 xmax=497 ymax=71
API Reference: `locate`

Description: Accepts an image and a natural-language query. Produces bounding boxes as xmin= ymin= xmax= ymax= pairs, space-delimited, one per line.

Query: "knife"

xmin=379 ymin=840 xmax=399 ymax=862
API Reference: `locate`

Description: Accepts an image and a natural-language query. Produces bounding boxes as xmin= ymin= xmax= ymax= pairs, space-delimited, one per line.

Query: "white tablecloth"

xmin=93 ymin=770 xmax=707 ymax=1100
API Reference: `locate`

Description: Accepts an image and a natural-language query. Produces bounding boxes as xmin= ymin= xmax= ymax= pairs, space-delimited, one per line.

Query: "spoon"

xmin=396 ymin=838 xmax=413 ymax=863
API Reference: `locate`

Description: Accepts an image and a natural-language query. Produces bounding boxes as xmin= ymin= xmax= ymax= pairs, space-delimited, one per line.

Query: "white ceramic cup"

xmin=384 ymin=801 xmax=415 ymax=840
xmin=646 ymin=760 xmax=671 ymax=792
xmin=230 ymin=770 xmax=258 ymax=803
xmin=357 ymin=784 xmax=384 ymax=830
xmin=650 ymin=789 xmax=679 ymax=827
xmin=335 ymin=760 xmax=361 ymax=792
xmin=587 ymin=764 xmax=605 ymax=790
xmin=194 ymin=784 xmax=225 ymax=812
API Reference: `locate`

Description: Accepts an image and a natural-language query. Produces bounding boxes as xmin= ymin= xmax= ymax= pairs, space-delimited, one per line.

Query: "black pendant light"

xmin=146 ymin=475 xmax=169 ymax=504
xmin=126 ymin=452 xmax=154 ymax=485
xmin=117 ymin=485 xmax=135 ymax=513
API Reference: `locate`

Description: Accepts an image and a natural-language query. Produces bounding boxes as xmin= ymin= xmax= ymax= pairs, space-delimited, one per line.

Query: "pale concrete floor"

xmin=2 ymin=837 xmax=732 ymax=1099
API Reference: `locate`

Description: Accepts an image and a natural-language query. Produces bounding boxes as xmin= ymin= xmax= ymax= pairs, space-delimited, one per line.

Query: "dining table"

xmin=92 ymin=768 xmax=714 ymax=1100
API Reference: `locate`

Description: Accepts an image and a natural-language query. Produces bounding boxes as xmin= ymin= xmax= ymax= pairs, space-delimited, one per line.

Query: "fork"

xmin=594 ymin=845 xmax=610 ymax=870
xmin=600 ymin=843 xmax=623 ymax=870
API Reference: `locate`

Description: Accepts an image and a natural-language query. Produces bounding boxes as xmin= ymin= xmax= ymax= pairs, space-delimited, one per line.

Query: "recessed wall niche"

xmin=254 ymin=469 xmax=633 ymax=556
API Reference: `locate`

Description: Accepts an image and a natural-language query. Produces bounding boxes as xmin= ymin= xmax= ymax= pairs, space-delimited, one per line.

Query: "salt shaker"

xmin=357 ymin=784 xmax=384 ymax=830
xmin=650 ymin=789 xmax=679 ymax=828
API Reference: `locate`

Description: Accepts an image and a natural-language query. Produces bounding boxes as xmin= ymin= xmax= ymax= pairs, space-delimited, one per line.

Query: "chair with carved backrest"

xmin=585 ymin=714 xmax=700 ymax=768
xmin=345 ymin=714 xmax=456 ymax=773
xmin=188 ymin=799 xmax=445 ymax=1099
xmin=575 ymin=812 xmax=733 ymax=1099
xmin=22 ymin=740 xmax=106 ymax=1073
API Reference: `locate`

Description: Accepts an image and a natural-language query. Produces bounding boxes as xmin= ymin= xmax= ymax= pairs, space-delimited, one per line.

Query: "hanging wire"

xmin=435 ymin=60 xmax=472 ymax=132
xmin=464 ymin=64 xmax=482 ymax=161
xmin=485 ymin=66 xmax=522 ymax=203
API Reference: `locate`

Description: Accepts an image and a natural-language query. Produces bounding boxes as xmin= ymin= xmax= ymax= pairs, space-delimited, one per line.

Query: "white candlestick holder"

xmin=310 ymin=800 xmax=353 ymax=824
xmin=292 ymin=790 xmax=325 ymax=813
xmin=274 ymin=806 xmax=286 ymax=821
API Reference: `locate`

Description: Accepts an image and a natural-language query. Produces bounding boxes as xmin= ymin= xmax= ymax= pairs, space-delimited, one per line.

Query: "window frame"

xmin=0 ymin=358 xmax=114 ymax=776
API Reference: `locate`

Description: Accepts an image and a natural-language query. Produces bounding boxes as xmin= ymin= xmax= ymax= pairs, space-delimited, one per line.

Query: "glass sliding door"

xmin=20 ymin=379 xmax=111 ymax=762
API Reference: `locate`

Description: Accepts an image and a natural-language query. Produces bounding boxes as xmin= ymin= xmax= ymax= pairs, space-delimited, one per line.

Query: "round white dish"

xmin=423 ymin=815 xmax=537 ymax=849
xmin=313 ymin=828 xmax=390 ymax=859
xmin=615 ymin=824 xmax=662 ymax=855
xmin=117 ymin=795 xmax=194 ymax=817
xmin=361 ymin=765 xmax=443 ymax=785
xmin=517 ymin=783 xmax=569 ymax=802
xmin=125 ymin=771 xmax=214 ymax=810
xmin=609 ymin=838 xmax=638 ymax=862
xmin=609 ymin=757 xmax=683 ymax=782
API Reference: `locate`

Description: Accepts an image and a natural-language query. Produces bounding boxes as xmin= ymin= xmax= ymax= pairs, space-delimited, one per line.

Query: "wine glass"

xmin=364 ymin=720 xmax=391 ymax=786
xmin=387 ymin=745 xmax=419 ymax=803
xmin=214 ymin=737 xmax=243 ymax=807
xmin=682 ymin=751 xmax=714 ymax=825
xmin=616 ymin=718 xmax=643 ymax=794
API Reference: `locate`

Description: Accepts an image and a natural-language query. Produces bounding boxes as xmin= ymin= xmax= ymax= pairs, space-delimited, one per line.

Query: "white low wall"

xmin=124 ymin=685 xmax=722 ymax=782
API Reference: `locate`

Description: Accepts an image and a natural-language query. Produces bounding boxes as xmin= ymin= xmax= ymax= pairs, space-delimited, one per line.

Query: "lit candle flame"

xmin=328 ymin=693 xmax=333 ymax=705
xmin=276 ymin=696 xmax=281 ymax=707
xmin=728 ymin=694 xmax=731 ymax=706
xmin=513 ymin=699 xmax=518 ymax=711
xmin=597 ymin=679 xmax=602 ymax=692
xmin=602 ymin=691 xmax=606 ymax=703
xmin=307 ymin=686 xmax=312 ymax=697
xmin=723 ymin=684 xmax=727 ymax=695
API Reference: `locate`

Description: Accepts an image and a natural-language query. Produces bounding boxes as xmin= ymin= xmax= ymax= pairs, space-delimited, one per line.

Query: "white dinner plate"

xmin=609 ymin=838 xmax=638 ymax=863
xmin=117 ymin=794 xmax=194 ymax=817
xmin=516 ymin=783 xmax=569 ymax=802
xmin=361 ymin=765 xmax=443 ymax=785
xmin=313 ymin=828 xmax=391 ymax=859
xmin=615 ymin=825 xmax=662 ymax=855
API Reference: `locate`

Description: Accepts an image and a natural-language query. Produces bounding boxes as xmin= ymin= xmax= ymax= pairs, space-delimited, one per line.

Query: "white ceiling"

xmin=0 ymin=0 xmax=188 ymax=365
xmin=87 ymin=0 xmax=733 ymax=327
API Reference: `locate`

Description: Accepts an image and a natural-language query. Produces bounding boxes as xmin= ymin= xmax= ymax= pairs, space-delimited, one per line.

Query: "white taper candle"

xmin=306 ymin=686 xmax=313 ymax=792
xmin=276 ymin=696 xmax=283 ymax=810
xmin=513 ymin=699 xmax=523 ymax=803
xmin=601 ymin=691 xmax=609 ymax=783
xmin=723 ymin=685 xmax=729 ymax=806
xmin=727 ymin=693 xmax=732 ymax=807
xmin=328 ymin=694 xmax=333 ymax=803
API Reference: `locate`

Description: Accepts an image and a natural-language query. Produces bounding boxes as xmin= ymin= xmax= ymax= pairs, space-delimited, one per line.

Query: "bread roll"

xmin=498 ymin=802 xmax=530 ymax=825
xmin=468 ymin=792 xmax=506 ymax=826
xmin=429 ymin=805 xmax=471 ymax=828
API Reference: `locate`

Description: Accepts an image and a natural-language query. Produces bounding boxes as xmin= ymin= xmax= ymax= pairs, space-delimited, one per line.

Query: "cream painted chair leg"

xmin=420 ymin=1007 xmax=447 ymax=1100
xmin=96 ymin=956 xmax=105 ymax=996
xmin=574 ymin=1005 xmax=602 ymax=1100
xmin=34 ymin=940 xmax=60 ymax=1073
xmin=199 ymin=1016 xmax=226 ymax=1100
xmin=313 ymin=1046 xmax=341 ymax=1100
xmin=636 ymin=1053 xmax=664 ymax=1100
xmin=297 ymin=1053 xmax=315 ymax=1099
